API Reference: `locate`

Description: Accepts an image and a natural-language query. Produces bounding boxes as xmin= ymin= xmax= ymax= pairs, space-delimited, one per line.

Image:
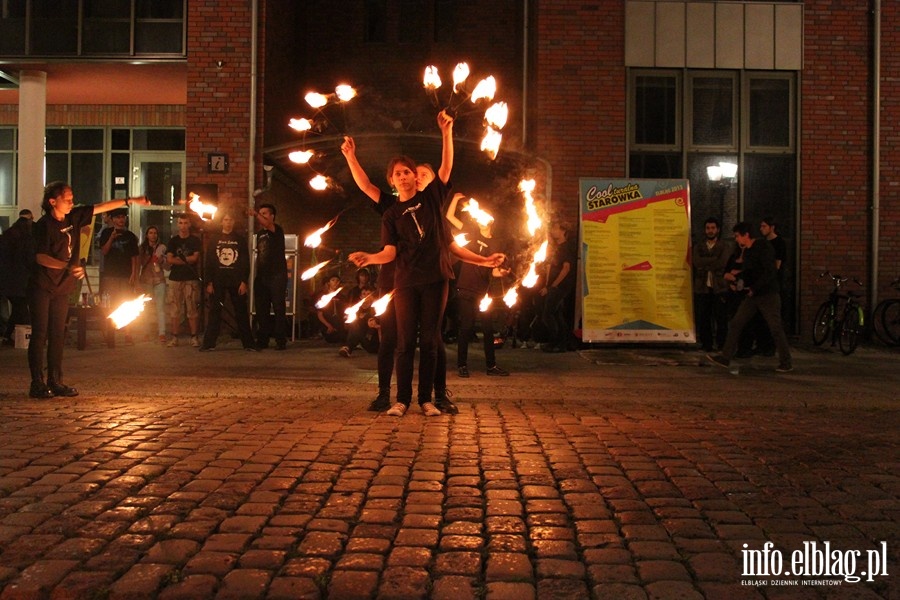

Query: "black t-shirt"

xmin=32 ymin=204 xmax=95 ymax=294
xmin=255 ymin=223 xmax=287 ymax=277
xmin=98 ymin=227 xmax=139 ymax=279
xmin=205 ymin=230 xmax=249 ymax=286
xmin=768 ymin=235 xmax=787 ymax=286
xmin=166 ymin=234 xmax=202 ymax=282
xmin=456 ymin=226 xmax=494 ymax=295
xmin=548 ymin=236 xmax=578 ymax=295
xmin=381 ymin=179 xmax=453 ymax=290
xmin=373 ymin=190 xmax=397 ymax=293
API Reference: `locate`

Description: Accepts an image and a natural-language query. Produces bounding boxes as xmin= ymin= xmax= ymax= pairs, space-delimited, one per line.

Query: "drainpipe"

xmin=870 ymin=0 xmax=881 ymax=309
xmin=522 ymin=0 xmax=529 ymax=147
xmin=248 ymin=0 xmax=260 ymax=232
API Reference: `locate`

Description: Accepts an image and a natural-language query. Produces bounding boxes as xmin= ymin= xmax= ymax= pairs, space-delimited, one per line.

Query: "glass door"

xmin=129 ymin=152 xmax=185 ymax=241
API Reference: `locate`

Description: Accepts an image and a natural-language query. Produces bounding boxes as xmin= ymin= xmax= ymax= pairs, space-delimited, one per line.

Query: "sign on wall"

xmin=579 ymin=178 xmax=695 ymax=343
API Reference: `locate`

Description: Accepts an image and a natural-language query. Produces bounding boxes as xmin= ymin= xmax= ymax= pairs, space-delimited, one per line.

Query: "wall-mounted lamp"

xmin=707 ymin=161 xmax=738 ymax=182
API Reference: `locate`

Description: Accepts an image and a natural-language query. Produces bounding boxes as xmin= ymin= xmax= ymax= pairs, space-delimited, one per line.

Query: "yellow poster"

xmin=579 ymin=179 xmax=695 ymax=343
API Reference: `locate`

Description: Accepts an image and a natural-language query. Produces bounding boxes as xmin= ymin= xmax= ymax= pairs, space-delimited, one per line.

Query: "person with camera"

xmin=98 ymin=208 xmax=139 ymax=343
xmin=707 ymin=221 xmax=793 ymax=373
xmin=165 ymin=213 xmax=202 ymax=347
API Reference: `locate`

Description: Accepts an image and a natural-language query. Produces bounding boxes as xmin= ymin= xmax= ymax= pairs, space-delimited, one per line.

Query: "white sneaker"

xmin=421 ymin=402 xmax=441 ymax=417
xmin=386 ymin=402 xmax=407 ymax=417
xmin=190 ymin=335 xmax=200 ymax=348
xmin=166 ymin=336 xmax=179 ymax=347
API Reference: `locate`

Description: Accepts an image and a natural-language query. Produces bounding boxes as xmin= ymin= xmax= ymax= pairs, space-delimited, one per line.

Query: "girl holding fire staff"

xmin=27 ymin=182 xmax=149 ymax=398
xmin=349 ymin=110 xmax=505 ymax=417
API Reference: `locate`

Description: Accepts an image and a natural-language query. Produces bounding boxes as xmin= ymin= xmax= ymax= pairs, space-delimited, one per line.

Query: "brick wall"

xmin=532 ymin=1 xmax=627 ymax=227
xmin=878 ymin=0 xmax=900 ymax=300
xmin=799 ymin=1 xmax=897 ymax=333
xmin=186 ymin=0 xmax=262 ymax=219
xmin=0 ymin=104 xmax=184 ymax=127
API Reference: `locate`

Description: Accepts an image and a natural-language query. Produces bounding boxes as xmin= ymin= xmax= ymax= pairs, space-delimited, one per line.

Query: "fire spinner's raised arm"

xmin=341 ymin=136 xmax=381 ymax=203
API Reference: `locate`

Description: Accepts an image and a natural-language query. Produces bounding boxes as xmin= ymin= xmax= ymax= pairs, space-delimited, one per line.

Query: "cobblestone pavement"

xmin=0 ymin=339 xmax=898 ymax=599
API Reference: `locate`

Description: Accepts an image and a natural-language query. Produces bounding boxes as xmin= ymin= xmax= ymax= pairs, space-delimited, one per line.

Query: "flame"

xmin=108 ymin=294 xmax=152 ymax=329
xmin=344 ymin=297 xmax=367 ymax=323
xmin=315 ymin=287 xmax=343 ymax=309
xmin=461 ymin=198 xmax=494 ymax=227
xmin=304 ymin=214 xmax=340 ymax=248
xmin=454 ymin=233 xmax=469 ymax=247
xmin=372 ymin=292 xmax=393 ymax=316
xmin=503 ymin=287 xmax=518 ymax=308
xmin=522 ymin=262 xmax=540 ymax=288
xmin=479 ymin=293 xmax=493 ymax=313
xmin=519 ymin=179 xmax=542 ymax=236
xmin=301 ymin=260 xmax=331 ymax=281
xmin=289 ymin=118 xmax=313 ymax=132
xmin=470 ymin=76 xmax=496 ymax=103
xmin=305 ymin=91 xmax=328 ymax=108
xmin=309 ymin=175 xmax=328 ymax=191
xmin=484 ymin=102 xmax=508 ymax=129
xmin=289 ymin=150 xmax=314 ymax=164
xmin=534 ymin=240 xmax=549 ymax=263
xmin=188 ymin=192 xmax=217 ymax=221
xmin=452 ymin=62 xmax=470 ymax=92
xmin=423 ymin=65 xmax=442 ymax=90
xmin=480 ymin=126 xmax=502 ymax=160
xmin=335 ymin=84 xmax=356 ymax=102
xmin=521 ymin=241 xmax=549 ymax=288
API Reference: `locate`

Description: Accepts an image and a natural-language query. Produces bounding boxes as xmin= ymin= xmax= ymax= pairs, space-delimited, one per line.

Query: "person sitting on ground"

xmin=340 ymin=286 xmax=380 ymax=357
xmin=316 ymin=275 xmax=347 ymax=344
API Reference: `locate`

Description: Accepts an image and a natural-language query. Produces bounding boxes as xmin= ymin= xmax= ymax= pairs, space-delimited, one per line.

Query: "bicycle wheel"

xmin=812 ymin=301 xmax=832 ymax=346
xmin=839 ymin=306 xmax=862 ymax=355
xmin=872 ymin=299 xmax=896 ymax=346
xmin=882 ymin=299 xmax=900 ymax=345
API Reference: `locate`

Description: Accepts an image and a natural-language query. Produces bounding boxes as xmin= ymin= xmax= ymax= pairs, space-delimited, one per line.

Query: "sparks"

xmin=188 ymin=192 xmax=217 ymax=221
xmin=335 ymin=84 xmax=357 ymax=102
xmin=479 ymin=293 xmax=493 ymax=313
xmin=470 ymin=76 xmax=496 ymax=103
xmin=461 ymin=198 xmax=494 ymax=227
xmin=301 ymin=260 xmax=331 ymax=281
xmin=484 ymin=101 xmax=508 ymax=129
xmin=371 ymin=292 xmax=393 ymax=316
xmin=305 ymin=91 xmax=328 ymax=109
xmin=289 ymin=150 xmax=314 ymax=164
xmin=289 ymin=118 xmax=313 ymax=131
xmin=315 ymin=287 xmax=343 ymax=309
xmin=309 ymin=175 xmax=328 ymax=191
xmin=452 ymin=62 xmax=470 ymax=92
xmin=480 ymin=126 xmax=502 ymax=160
xmin=108 ymin=294 xmax=152 ymax=329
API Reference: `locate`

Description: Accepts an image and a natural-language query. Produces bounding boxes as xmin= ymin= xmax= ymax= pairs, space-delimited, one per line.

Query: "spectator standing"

xmin=98 ymin=208 xmax=139 ymax=343
xmin=692 ymin=217 xmax=731 ymax=352
xmin=0 ymin=209 xmax=34 ymax=345
xmin=138 ymin=226 xmax=168 ymax=343
xmin=165 ymin=214 xmax=202 ymax=347
xmin=539 ymin=218 xmax=578 ymax=353
xmin=251 ymin=204 xmax=288 ymax=350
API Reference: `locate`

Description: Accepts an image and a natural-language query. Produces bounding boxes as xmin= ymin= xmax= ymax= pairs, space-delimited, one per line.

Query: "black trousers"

xmin=254 ymin=273 xmax=287 ymax=346
xmin=203 ymin=283 xmax=254 ymax=349
xmin=4 ymin=295 xmax=29 ymax=340
xmin=694 ymin=291 xmax=728 ymax=350
xmin=377 ymin=298 xmax=447 ymax=395
xmin=394 ymin=279 xmax=448 ymax=406
xmin=541 ymin=287 xmax=571 ymax=349
xmin=28 ymin=286 xmax=70 ymax=384
xmin=456 ymin=290 xmax=497 ymax=369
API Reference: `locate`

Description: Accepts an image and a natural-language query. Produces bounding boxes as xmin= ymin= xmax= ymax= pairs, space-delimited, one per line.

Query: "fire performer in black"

xmin=349 ymin=110 xmax=504 ymax=417
xmin=27 ymin=182 xmax=149 ymax=398
xmin=251 ymin=203 xmax=288 ymax=350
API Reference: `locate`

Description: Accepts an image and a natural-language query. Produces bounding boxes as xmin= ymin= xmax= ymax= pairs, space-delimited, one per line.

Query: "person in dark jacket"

xmin=200 ymin=212 xmax=255 ymax=351
xmin=707 ymin=221 xmax=793 ymax=373
xmin=0 ymin=209 xmax=34 ymax=344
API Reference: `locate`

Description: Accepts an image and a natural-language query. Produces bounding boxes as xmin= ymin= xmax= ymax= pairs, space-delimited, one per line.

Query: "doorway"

xmin=129 ymin=152 xmax=185 ymax=241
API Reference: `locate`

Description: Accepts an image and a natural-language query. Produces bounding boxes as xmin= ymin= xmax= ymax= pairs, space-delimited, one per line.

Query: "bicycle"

xmin=872 ymin=276 xmax=900 ymax=346
xmin=811 ymin=271 xmax=866 ymax=355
